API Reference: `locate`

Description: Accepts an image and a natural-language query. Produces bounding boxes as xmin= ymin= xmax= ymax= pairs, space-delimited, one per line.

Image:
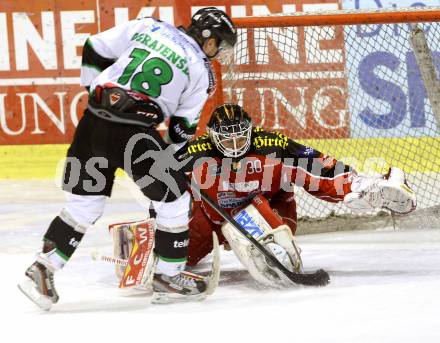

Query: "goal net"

xmin=219 ymin=7 xmax=440 ymax=232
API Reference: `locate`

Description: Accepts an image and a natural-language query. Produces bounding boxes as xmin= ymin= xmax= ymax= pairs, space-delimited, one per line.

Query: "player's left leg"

xmin=124 ymin=128 xmax=217 ymax=302
xmin=149 ymin=192 xmax=209 ymax=298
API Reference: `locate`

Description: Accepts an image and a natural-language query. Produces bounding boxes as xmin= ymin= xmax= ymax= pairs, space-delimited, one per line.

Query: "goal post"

xmin=203 ymin=6 xmax=440 ymax=232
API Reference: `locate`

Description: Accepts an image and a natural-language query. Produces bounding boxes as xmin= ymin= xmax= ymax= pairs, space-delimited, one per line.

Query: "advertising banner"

xmin=1 ymin=0 xmax=439 ymax=145
xmin=343 ymin=0 xmax=440 ymax=138
xmin=0 ymin=0 xmax=343 ymax=145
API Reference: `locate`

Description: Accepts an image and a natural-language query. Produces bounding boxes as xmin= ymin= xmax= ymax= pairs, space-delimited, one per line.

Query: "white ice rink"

xmin=1 ymin=180 xmax=439 ymax=343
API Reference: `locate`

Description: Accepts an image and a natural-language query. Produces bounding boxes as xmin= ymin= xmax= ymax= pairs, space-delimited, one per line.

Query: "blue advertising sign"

xmin=343 ymin=0 xmax=440 ymax=138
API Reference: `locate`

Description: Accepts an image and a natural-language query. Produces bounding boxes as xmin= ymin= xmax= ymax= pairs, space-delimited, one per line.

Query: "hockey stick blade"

xmin=189 ymin=181 xmax=330 ymax=287
xmin=205 ymin=231 xmax=221 ymax=295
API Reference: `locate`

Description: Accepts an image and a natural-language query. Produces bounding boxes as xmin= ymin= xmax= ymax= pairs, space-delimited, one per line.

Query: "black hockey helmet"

xmin=187 ymin=7 xmax=237 ymax=58
xmin=207 ymin=104 xmax=253 ymax=158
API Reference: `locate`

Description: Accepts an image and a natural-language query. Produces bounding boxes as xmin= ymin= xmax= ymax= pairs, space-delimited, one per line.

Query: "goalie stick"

xmin=91 ymin=251 xmax=129 ymax=267
xmin=189 ymin=181 xmax=330 ymax=287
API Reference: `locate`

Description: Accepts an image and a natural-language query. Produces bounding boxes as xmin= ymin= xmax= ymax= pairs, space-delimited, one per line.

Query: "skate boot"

xmin=18 ymin=262 xmax=59 ymax=311
xmin=151 ymin=272 xmax=208 ymax=304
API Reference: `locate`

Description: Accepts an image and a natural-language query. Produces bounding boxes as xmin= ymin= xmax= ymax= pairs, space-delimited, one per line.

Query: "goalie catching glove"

xmin=344 ymin=167 xmax=416 ymax=214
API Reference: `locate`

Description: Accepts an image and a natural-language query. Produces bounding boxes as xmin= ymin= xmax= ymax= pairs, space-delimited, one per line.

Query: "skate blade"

xmin=17 ymin=279 xmax=53 ymax=311
xmin=151 ymin=291 xmax=207 ymax=304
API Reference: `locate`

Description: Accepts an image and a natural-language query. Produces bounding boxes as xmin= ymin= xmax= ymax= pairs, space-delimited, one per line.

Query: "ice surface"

xmin=1 ymin=180 xmax=439 ymax=343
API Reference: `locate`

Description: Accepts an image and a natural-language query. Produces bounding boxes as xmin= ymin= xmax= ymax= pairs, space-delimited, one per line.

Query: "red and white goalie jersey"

xmin=178 ymin=127 xmax=355 ymax=266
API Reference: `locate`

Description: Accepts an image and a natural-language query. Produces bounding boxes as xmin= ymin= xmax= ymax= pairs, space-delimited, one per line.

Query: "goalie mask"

xmin=207 ymin=104 xmax=253 ymax=158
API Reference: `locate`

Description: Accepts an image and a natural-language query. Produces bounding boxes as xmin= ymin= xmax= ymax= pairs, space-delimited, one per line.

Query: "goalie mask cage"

xmin=215 ymin=7 xmax=440 ymax=232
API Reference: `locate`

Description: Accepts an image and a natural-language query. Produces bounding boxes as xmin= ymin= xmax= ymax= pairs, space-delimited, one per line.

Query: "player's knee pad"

xmin=64 ymin=193 xmax=106 ymax=226
xmin=151 ymin=191 xmax=190 ymax=227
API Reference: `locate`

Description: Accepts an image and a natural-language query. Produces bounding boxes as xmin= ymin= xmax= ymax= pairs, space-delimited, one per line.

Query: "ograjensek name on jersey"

xmin=131 ymin=32 xmax=189 ymax=76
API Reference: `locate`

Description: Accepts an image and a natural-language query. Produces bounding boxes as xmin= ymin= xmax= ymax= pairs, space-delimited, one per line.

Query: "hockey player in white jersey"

xmin=18 ymin=7 xmax=237 ymax=309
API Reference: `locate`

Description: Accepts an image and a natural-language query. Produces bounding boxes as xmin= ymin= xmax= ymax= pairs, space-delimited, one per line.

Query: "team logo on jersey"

xmin=222 ymin=180 xmax=259 ymax=192
xmin=187 ymin=141 xmax=213 ymax=154
xmin=231 ymin=161 xmax=241 ymax=172
xmin=217 ymin=192 xmax=255 ymax=208
xmin=302 ymin=146 xmax=315 ymax=156
xmin=109 ymin=92 xmax=121 ymax=106
xmin=253 ymin=133 xmax=288 ymax=150
xmin=151 ymin=24 xmax=161 ymax=32
xmin=217 ymin=192 xmax=246 ymax=208
xmin=321 ymin=155 xmax=337 ymax=169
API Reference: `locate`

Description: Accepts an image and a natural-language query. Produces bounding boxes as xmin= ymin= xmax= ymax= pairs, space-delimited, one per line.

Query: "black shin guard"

xmin=43 ymin=216 xmax=85 ymax=262
xmin=154 ymin=229 xmax=189 ymax=262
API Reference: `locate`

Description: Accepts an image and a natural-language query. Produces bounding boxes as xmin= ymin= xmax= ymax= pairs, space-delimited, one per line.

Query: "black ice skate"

xmin=151 ymin=232 xmax=220 ymax=304
xmin=151 ymin=272 xmax=208 ymax=303
xmin=18 ymin=262 xmax=59 ymax=311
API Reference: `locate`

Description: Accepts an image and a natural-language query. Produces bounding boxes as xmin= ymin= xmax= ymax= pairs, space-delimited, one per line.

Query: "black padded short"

xmin=62 ymin=110 xmax=187 ymax=202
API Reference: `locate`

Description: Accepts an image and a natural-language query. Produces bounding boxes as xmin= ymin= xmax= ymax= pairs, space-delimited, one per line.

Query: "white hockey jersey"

xmin=80 ymin=17 xmax=215 ymax=129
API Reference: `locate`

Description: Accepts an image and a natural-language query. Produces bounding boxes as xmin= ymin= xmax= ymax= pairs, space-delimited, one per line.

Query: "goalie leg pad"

xmin=221 ymin=202 xmax=303 ymax=288
xmin=249 ymin=226 xmax=303 ymax=286
xmin=110 ymin=220 xmax=139 ymax=279
xmin=119 ymin=219 xmax=156 ymax=289
xmin=111 ymin=221 xmax=191 ymax=287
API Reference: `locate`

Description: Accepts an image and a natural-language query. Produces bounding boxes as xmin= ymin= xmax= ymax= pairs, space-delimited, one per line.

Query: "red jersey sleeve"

xmin=282 ymin=138 xmax=355 ymax=203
